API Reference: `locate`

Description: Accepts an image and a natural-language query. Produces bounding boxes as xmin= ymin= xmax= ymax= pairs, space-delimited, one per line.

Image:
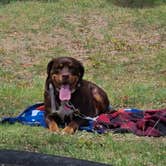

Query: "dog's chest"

xmin=55 ymin=102 xmax=75 ymax=122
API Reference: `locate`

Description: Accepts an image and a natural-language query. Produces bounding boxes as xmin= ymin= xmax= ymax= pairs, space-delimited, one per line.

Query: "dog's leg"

xmin=46 ymin=117 xmax=59 ymax=133
xmin=62 ymin=121 xmax=79 ymax=134
xmin=92 ymin=87 xmax=110 ymax=114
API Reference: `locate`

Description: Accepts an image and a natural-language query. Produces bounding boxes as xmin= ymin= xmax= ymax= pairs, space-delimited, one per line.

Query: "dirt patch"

xmin=0 ymin=12 xmax=165 ymax=67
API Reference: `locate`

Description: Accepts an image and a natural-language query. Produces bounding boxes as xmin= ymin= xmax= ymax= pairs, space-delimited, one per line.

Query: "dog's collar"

xmin=53 ymin=101 xmax=75 ymax=122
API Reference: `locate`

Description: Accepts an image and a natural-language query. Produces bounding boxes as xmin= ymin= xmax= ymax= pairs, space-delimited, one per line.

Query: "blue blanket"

xmin=1 ymin=103 xmax=47 ymax=128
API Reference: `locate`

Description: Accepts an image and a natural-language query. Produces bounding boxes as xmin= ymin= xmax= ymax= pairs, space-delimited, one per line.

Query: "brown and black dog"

xmin=44 ymin=57 xmax=110 ymax=134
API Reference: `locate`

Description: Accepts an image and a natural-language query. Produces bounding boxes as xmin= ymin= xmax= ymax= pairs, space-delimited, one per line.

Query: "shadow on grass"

xmin=107 ymin=0 xmax=166 ymax=8
xmin=0 ymin=150 xmax=110 ymax=166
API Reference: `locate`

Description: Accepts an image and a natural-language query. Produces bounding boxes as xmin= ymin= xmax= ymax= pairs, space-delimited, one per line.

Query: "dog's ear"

xmin=47 ymin=59 xmax=54 ymax=76
xmin=78 ymin=61 xmax=84 ymax=79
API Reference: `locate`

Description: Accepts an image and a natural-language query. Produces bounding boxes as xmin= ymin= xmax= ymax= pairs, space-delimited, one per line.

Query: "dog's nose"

xmin=62 ymin=74 xmax=69 ymax=80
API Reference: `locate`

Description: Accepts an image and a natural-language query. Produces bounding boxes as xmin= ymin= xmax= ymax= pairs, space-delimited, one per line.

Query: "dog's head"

xmin=47 ymin=57 xmax=84 ymax=101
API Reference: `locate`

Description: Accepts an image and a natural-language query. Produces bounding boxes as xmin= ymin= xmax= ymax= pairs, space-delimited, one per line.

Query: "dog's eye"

xmin=59 ymin=64 xmax=63 ymax=68
xmin=69 ymin=65 xmax=73 ymax=69
xmin=57 ymin=64 xmax=63 ymax=69
xmin=68 ymin=63 xmax=73 ymax=68
xmin=52 ymin=64 xmax=63 ymax=73
xmin=69 ymin=65 xmax=75 ymax=71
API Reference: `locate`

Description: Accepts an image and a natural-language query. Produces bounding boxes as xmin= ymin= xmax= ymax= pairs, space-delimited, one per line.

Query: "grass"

xmin=0 ymin=0 xmax=166 ymax=165
xmin=0 ymin=124 xmax=165 ymax=166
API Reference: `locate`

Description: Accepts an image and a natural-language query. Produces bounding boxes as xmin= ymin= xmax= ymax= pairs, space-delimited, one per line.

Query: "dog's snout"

xmin=62 ymin=74 xmax=69 ymax=79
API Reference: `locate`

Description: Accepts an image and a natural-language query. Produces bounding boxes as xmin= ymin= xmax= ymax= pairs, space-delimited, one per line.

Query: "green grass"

xmin=0 ymin=124 xmax=165 ymax=166
xmin=0 ymin=0 xmax=166 ymax=165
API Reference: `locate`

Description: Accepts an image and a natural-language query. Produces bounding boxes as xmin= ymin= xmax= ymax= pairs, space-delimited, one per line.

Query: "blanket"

xmin=94 ymin=108 xmax=166 ymax=136
xmin=1 ymin=103 xmax=166 ymax=137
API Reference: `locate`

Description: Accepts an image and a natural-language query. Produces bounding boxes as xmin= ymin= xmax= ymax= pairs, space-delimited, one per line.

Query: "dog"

xmin=44 ymin=57 xmax=110 ymax=134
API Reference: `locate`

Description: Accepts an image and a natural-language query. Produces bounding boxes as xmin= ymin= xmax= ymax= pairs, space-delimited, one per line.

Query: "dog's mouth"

xmin=51 ymin=74 xmax=79 ymax=101
xmin=59 ymin=84 xmax=71 ymax=101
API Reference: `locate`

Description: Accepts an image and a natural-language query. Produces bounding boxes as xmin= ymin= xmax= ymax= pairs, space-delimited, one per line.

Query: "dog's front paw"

xmin=48 ymin=121 xmax=60 ymax=133
xmin=62 ymin=126 xmax=75 ymax=135
xmin=61 ymin=122 xmax=79 ymax=134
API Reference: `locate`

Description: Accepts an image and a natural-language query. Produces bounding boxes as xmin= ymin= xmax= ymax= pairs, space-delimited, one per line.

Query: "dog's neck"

xmin=49 ymin=83 xmax=76 ymax=122
xmin=55 ymin=101 xmax=74 ymax=122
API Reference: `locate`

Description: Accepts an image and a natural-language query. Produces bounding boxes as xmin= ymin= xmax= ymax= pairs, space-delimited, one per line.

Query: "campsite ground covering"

xmin=0 ymin=0 xmax=166 ymax=165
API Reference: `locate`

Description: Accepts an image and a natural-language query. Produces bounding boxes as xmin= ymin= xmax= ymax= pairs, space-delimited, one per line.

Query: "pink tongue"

xmin=59 ymin=85 xmax=71 ymax=101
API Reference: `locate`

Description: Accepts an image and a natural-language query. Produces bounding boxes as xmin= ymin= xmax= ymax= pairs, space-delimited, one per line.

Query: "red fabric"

xmin=95 ymin=109 xmax=166 ymax=137
xmin=36 ymin=105 xmax=45 ymax=111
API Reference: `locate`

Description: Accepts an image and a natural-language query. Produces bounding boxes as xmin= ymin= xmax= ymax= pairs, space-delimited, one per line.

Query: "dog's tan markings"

xmin=48 ymin=120 xmax=59 ymax=133
xmin=70 ymin=75 xmax=79 ymax=88
xmin=92 ymin=88 xmax=105 ymax=114
xmin=69 ymin=63 xmax=72 ymax=67
xmin=92 ymin=88 xmax=103 ymax=103
xmin=52 ymin=74 xmax=62 ymax=84
xmin=52 ymin=74 xmax=58 ymax=80
xmin=59 ymin=63 xmax=63 ymax=68
xmin=52 ymin=74 xmax=56 ymax=80
xmin=62 ymin=121 xmax=79 ymax=134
